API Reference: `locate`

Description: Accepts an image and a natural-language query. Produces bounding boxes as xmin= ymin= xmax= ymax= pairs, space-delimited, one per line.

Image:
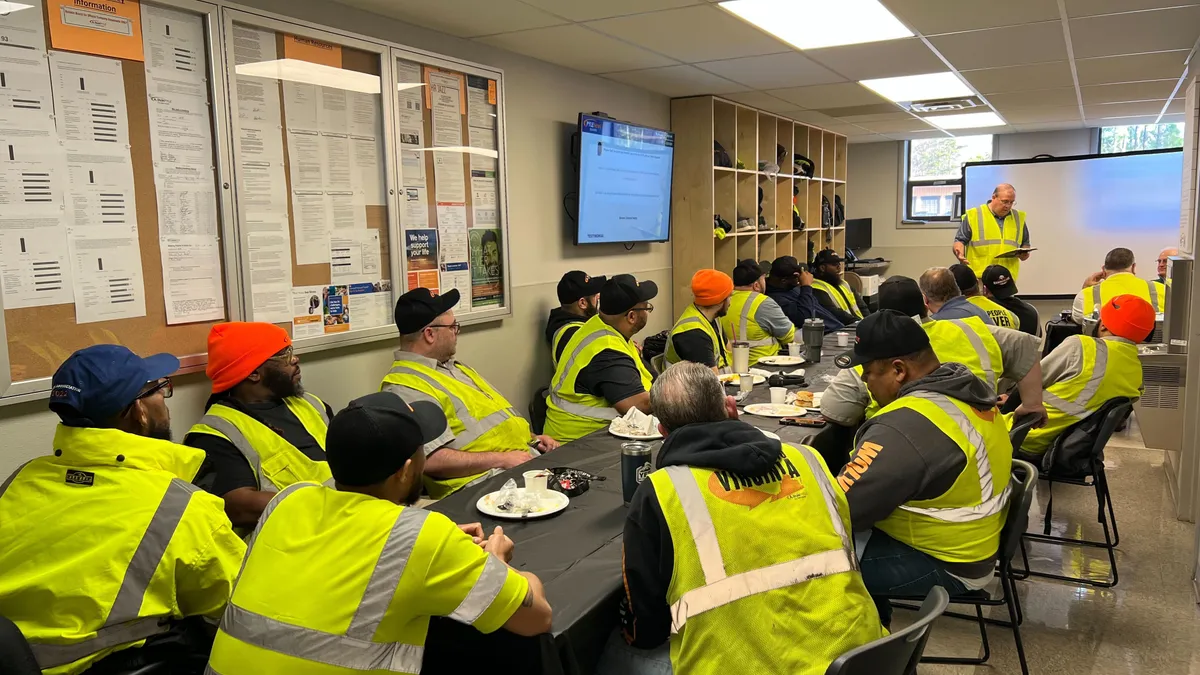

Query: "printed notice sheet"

xmin=433 ymin=152 xmax=465 ymax=203
xmin=347 ymin=91 xmax=378 ymax=139
xmin=292 ymin=190 xmax=330 ymax=264
xmin=436 ymin=203 xmax=468 ymax=263
xmin=65 ymin=142 xmax=137 ymax=228
xmin=402 ymin=186 xmax=428 ymax=230
xmin=49 ymin=51 xmax=129 ymax=145
xmin=160 ymin=234 xmax=224 ymax=324
xmin=348 ymin=280 xmax=390 ymax=329
xmin=0 ymin=0 xmax=46 ymax=51
xmin=68 ymin=224 xmax=147 ymax=324
xmin=427 ymin=70 xmax=462 ymax=147
xmin=291 ymin=285 xmax=324 ymax=338
xmin=286 ymin=130 xmax=323 ymax=190
xmin=328 ymin=191 xmax=366 ymax=230
xmin=283 ymin=80 xmax=319 ymax=132
xmin=247 ymin=222 xmax=292 ymax=323
xmin=2 ymin=140 xmax=68 ymax=219
xmin=321 ymin=132 xmax=351 ymax=190
xmin=351 ymin=135 xmax=384 ymax=206
xmin=141 ymin=4 xmax=204 ymax=78
xmin=0 ymin=50 xmax=57 ymax=140
xmin=232 ymin=24 xmax=274 ymax=65
xmin=0 ymin=225 xmax=73 ymax=309
xmin=471 ymin=173 xmax=497 ymax=227
xmin=330 ymin=229 xmax=379 ymax=284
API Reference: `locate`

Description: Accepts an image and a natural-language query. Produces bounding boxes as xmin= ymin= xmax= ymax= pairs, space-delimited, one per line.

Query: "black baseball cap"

xmin=50 ymin=345 xmax=179 ymax=427
xmin=949 ymin=264 xmax=979 ymax=294
xmin=878 ymin=276 xmax=925 ymax=318
xmin=813 ymin=249 xmax=843 ymax=267
xmin=982 ymin=265 xmax=1018 ymax=299
xmin=557 ymin=271 xmax=606 ymax=305
xmin=600 ymin=274 xmax=658 ymax=315
xmin=732 ymin=259 xmax=767 ymax=286
xmin=394 ymin=287 xmax=460 ymax=334
xmin=770 ymin=255 xmax=804 ymax=278
xmin=835 ymin=309 xmax=932 ymax=369
xmin=326 ymin=392 xmax=448 ymax=487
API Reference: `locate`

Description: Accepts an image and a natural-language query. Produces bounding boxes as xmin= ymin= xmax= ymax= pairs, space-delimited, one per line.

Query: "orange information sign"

xmin=487 ymin=80 xmax=497 ymax=106
xmin=47 ymin=0 xmax=144 ymax=61
xmin=283 ymin=34 xmax=342 ymax=68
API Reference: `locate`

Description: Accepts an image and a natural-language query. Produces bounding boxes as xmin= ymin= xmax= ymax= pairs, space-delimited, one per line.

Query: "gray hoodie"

xmin=838 ymin=362 xmax=1001 ymax=576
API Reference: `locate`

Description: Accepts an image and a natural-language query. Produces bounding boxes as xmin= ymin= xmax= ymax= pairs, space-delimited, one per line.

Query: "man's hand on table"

xmin=533 ymin=434 xmax=560 ymax=452
xmin=483 ymin=526 xmax=515 ymax=563
xmin=458 ymin=522 xmax=486 ymax=545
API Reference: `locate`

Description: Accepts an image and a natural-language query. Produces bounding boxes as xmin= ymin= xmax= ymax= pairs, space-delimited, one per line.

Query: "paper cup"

xmin=837 ymin=332 xmax=849 ymax=347
xmin=738 ymin=373 xmax=754 ymax=394
xmin=787 ymin=343 xmax=801 ymax=356
xmin=770 ymin=387 xmax=787 ymax=404
xmin=523 ymin=470 xmax=548 ymax=497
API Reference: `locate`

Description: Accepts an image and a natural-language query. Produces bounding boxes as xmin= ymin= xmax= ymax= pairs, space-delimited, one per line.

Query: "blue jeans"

xmin=594 ymin=630 xmax=672 ymax=675
xmin=857 ymin=529 xmax=968 ymax=627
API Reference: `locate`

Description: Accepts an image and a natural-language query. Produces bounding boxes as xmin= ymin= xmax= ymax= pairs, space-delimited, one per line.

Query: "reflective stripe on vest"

xmin=29 ymin=479 xmax=197 ymax=669
xmin=811 ymin=279 xmax=862 ymax=319
xmin=944 ymin=319 xmax=996 ymax=390
xmin=735 ymin=293 xmax=775 ymax=348
xmin=197 ymin=415 xmax=334 ymax=493
xmin=663 ymin=445 xmax=855 ymax=634
xmin=1090 ymin=278 xmax=1161 ymax=314
xmin=385 ymin=366 xmax=522 ymax=448
xmin=898 ymin=392 xmax=1010 ymax=523
xmin=550 ymin=329 xmax=619 ymax=420
xmin=970 ymin=206 xmax=1023 ymax=248
xmin=551 ymin=322 xmax=583 ymax=367
xmin=1043 ymin=338 xmax=1109 ymax=418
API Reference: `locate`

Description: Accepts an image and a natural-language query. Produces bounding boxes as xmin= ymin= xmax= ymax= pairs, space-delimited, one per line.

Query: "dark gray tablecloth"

xmin=421 ymin=333 xmax=848 ymax=675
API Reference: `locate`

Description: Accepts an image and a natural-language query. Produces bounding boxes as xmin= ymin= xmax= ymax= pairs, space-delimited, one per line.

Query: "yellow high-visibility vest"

xmin=811 ymin=278 xmax=864 ymax=320
xmin=965 ymin=205 xmax=1027 ymax=281
xmin=551 ymin=320 xmax=584 ymax=369
xmin=720 ymin=290 xmax=791 ymax=367
xmin=966 ymin=295 xmax=1019 ymax=330
xmin=1084 ymin=272 xmax=1165 ymax=316
xmin=665 ymin=304 xmax=729 ymax=369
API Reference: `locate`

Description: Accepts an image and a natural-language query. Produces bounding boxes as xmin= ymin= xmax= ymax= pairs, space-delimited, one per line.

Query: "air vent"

xmin=907 ymin=98 xmax=981 ymax=113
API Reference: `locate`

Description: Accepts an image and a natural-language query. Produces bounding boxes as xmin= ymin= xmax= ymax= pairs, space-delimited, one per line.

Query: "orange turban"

xmin=691 ymin=269 xmax=734 ymax=306
xmin=206 ymin=322 xmax=291 ymax=393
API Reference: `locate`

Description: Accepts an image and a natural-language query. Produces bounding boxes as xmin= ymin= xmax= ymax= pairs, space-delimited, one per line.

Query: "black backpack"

xmin=714 ymin=141 xmax=732 ymax=168
xmin=821 ymin=196 xmax=833 ymax=229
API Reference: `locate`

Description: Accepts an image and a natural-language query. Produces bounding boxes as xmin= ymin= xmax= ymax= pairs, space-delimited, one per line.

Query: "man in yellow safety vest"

xmin=951 ymin=263 xmax=1019 ymax=329
xmin=382 ymin=287 xmax=558 ymax=499
xmin=186 ymin=322 xmax=334 ymax=528
xmin=811 ymin=249 xmax=870 ymax=325
xmin=611 ymin=362 xmax=884 ymax=674
xmin=835 ymin=311 xmax=1019 ymax=626
xmin=665 ymin=269 xmax=733 ymax=371
xmin=1072 ymin=247 xmax=1165 ymax=323
xmin=206 ymin=392 xmax=553 ymax=674
xmin=1017 ymin=294 xmax=1153 ymax=459
xmin=1155 ymin=246 xmax=1179 ymax=286
xmin=545 ymin=270 xmax=606 ymax=368
xmin=545 ymin=275 xmax=658 ymax=443
xmin=0 ymin=345 xmax=245 ymax=674
xmin=720 ymin=259 xmax=795 ymax=367
xmin=954 ymin=182 xmax=1031 ymax=280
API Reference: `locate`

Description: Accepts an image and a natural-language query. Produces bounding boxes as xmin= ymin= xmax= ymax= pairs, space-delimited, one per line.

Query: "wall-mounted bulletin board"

xmin=0 ymin=0 xmax=512 ymax=403
xmin=0 ymin=0 xmax=236 ymax=400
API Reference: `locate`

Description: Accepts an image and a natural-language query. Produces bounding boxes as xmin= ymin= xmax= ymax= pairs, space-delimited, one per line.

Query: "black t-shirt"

xmin=575 ymin=349 xmax=646 ymax=405
xmin=997 ymin=296 xmax=1040 ymax=336
xmin=670 ymin=331 xmax=717 ymax=367
xmin=188 ymin=396 xmax=332 ymax=497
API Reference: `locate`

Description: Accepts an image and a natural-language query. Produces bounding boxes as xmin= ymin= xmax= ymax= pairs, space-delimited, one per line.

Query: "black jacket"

xmin=619 ymin=419 xmax=783 ymax=648
xmin=544 ymin=308 xmax=587 ymax=363
xmin=811 ymin=272 xmax=870 ymax=325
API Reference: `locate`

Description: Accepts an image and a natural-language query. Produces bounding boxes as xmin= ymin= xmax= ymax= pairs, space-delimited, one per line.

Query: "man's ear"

xmin=724 ymin=395 xmax=739 ymax=420
xmin=657 ymin=422 xmax=668 ymax=437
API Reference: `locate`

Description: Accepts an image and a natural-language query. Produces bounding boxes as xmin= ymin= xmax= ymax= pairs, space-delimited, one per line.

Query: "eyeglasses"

xmin=427 ymin=322 xmax=462 ymax=334
xmin=630 ymin=304 xmax=654 ymax=314
xmin=1157 ymin=258 xmax=1170 ymax=264
xmin=269 ymin=345 xmax=296 ymax=362
xmin=137 ymin=378 xmax=173 ymax=400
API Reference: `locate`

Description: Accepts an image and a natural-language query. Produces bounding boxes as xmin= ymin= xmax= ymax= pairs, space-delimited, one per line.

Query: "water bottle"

xmin=621 ymin=442 xmax=653 ymax=504
xmin=803 ymin=318 xmax=824 ymax=362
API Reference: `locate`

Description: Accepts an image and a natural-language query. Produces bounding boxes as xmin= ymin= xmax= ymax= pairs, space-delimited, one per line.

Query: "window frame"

xmin=902 ymin=135 xmax=995 ymax=225
xmin=1097 ymin=122 xmax=1185 ymax=155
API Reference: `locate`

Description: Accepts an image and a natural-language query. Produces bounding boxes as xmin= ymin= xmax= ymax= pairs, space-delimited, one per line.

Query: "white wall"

xmin=0 ymin=0 xmax=673 ymax=478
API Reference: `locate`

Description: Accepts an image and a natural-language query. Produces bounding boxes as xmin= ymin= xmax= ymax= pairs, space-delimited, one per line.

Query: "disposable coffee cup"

xmin=770 ymin=387 xmax=787 ymax=404
xmin=738 ymin=373 xmax=754 ymax=394
xmin=787 ymin=343 xmax=801 ymax=357
xmin=732 ymin=341 xmax=750 ymax=375
xmin=837 ymin=332 xmax=849 ymax=347
xmin=523 ymin=470 xmax=548 ymax=497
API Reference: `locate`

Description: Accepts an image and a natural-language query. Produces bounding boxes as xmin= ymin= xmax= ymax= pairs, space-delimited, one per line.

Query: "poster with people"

xmin=469 ymin=228 xmax=503 ymax=307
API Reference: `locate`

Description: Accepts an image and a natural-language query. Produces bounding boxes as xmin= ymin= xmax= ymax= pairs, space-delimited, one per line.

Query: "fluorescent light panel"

xmin=236 ymin=59 xmax=380 ymax=94
xmin=719 ymin=0 xmax=912 ymax=50
xmin=859 ymin=72 xmax=973 ymax=102
xmin=924 ymin=112 xmax=1005 ymax=130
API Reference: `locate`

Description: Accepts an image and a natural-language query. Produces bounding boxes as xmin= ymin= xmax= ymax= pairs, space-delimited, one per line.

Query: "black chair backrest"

xmin=1044 ymin=397 xmax=1133 ymax=475
xmin=1000 ymin=460 xmax=1039 ymax=564
xmin=1008 ymin=413 xmax=1041 ymax=450
xmin=0 ymin=615 xmax=40 ymax=675
xmin=825 ymin=586 xmax=949 ymax=675
xmin=529 ymin=386 xmax=550 ymax=435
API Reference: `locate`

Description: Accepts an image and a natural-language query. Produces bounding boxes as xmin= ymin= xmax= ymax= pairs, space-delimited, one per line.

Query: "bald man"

xmin=1156 ymin=247 xmax=1180 ymax=286
xmin=954 ymin=183 xmax=1032 ymax=281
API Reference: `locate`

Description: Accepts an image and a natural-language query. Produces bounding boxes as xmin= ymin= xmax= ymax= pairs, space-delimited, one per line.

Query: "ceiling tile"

xmin=817 ymin=103 xmax=906 ymax=118
xmin=1085 ymin=114 xmax=1163 ymax=125
xmin=723 ymin=91 xmax=802 ymax=113
xmin=520 ymin=0 xmax=703 ymax=21
xmin=1080 ymin=79 xmax=1176 ymax=105
xmin=852 ymin=118 xmax=937 ymax=133
xmin=1069 ymin=6 xmax=1200 ymax=58
xmin=1160 ymin=113 xmax=1186 ymax=123
xmin=585 ymin=5 xmax=790 ymax=63
xmin=928 ymin=22 xmax=1068 ymax=70
xmin=998 ymin=106 xmax=1083 ymax=124
xmin=778 ymin=110 xmax=847 ymax=128
xmin=601 ymin=65 xmax=747 ymax=96
xmin=1012 ymin=121 xmax=1087 ymax=132
xmin=476 ymin=25 xmax=677 ymax=73
xmin=887 ymin=129 xmax=956 ymax=140
xmin=1083 ymin=100 xmax=1172 ymax=117
xmin=881 ymin=0 xmax=1063 ymax=35
xmin=339 ymin=0 xmax=566 ymax=37
xmin=695 ymin=53 xmax=845 ymax=89
xmin=1063 ymin=0 xmax=1200 ymax=18
xmin=961 ymin=61 xmax=1074 ymax=94
xmin=1074 ymin=50 xmax=1189 ymax=85
xmin=848 ymin=134 xmax=894 ymax=144
xmin=836 ymin=111 xmax=917 ymax=123
xmin=987 ymin=87 xmax=1080 ymax=109
xmin=768 ymin=83 xmax=889 ymax=109
xmin=1166 ymin=98 xmax=1184 ymax=114
xmin=804 ymin=38 xmax=945 ymax=80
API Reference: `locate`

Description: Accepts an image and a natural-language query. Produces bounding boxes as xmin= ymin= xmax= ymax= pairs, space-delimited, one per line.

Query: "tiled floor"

xmin=893 ymin=416 xmax=1200 ymax=674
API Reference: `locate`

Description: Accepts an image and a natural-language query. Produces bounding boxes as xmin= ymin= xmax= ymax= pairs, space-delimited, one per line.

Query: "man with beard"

xmin=206 ymin=392 xmax=553 ymax=674
xmin=545 ymin=270 xmax=606 ymax=368
xmin=810 ymin=249 xmax=870 ymax=325
xmin=720 ymin=259 xmax=795 ymax=367
xmin=187 ymin=322 xmax=334 ymax=529
xmin=0 ymin=345 xmax=245 ymax=674
xmin=664 ymin=269 xmax=733 ymax=371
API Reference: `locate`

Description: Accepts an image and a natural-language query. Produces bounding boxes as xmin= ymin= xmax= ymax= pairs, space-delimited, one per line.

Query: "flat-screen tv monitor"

xmin=576 ymin=113 xmax=674 ymax=245
xmin=846 ymin=218 xmax=872 ymax=252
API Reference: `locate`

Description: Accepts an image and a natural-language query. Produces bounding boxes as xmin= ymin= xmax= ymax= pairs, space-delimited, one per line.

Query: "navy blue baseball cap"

xmin=50 ymin=345 xmax=179 ymax=426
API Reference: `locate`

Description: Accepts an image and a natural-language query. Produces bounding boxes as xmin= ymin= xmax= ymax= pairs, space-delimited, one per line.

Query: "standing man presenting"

xmin=954 ymin=183 xmax=1031 ymax=281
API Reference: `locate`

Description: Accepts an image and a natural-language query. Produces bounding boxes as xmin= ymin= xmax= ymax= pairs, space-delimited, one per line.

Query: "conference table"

xmin=421 ymin=333 xmax=848 ymax=675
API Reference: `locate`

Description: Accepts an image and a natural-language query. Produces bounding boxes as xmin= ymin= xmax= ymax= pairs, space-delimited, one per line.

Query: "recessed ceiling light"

xmin=718 ymin=0 xmax=913 ymax=50
xmin=859 ymin=72 xmax=973 ymax=102
xmin=924 ymin=112 xmax=1005 ymax=130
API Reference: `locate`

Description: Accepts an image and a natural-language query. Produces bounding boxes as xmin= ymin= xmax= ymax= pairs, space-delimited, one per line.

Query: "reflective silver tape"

xmin=1077 ymin=339 xmax=1109 ymax=407
xmin=906 ymin=391 xmax=1007 ymax=516
xmin=451 ymin=408 xmax=520 ymax=449
xmin=1147 ymin=279 xmax=1161 ymax=311
xmin=1043 ymin=390 xmax=1088 ymax=418
xmin=664 ymin=465 xmax=726 ymax=585
xmin=219 ymin=603 xmax=424 ymax=673
xmin=1091 ymin=284 xmax=1102 ymax=314
xmin=553 ymin=330 xmax=609 ymax=392
xmin=945 ymin=320 xmax=996 ymax=390
xmin=346 ymin=507 xmax=429 ymax=640
xmin=303 ymin=393 xmax=330 ymax=426
xmin=0 ymin=459 xmax=34 ymax=501
xmin=737 ymin=292 xmax=759 ymax=341
xmin=548 ymin=389 xmax=616 ymax=421
xmin=448 ymin=554 xmax=509 ymax=625
xmin=199 ymin=415 xmax=268 ymax=492
xmin=388 ymin=367 xmax=483 ymax=446
xmin=31 ymin=616 xmax=170 ymax=669
xmin=792 ymin=446 xmax=854 ymax=563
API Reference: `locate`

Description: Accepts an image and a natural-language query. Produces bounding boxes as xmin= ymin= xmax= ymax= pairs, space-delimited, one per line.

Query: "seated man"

xmin=664 ymin=269 xmax=732 ymax=370
xmin=0 ymin=345 xmax=244 ymax=675
xmin=383 ymin=288 xmax=558 ymax=499
xmin=920 ymin=266 xmax=992 ymax=323
xmin=1072 ymin=247 xmax=1165 ymax=323
xmin=187 ymin=322 xmax=333 ymax=528
xmin=835 ymin=312 xmax=1016 ymax=626
xmin=1017 ymin=294 xmax=1153 ymax=459
xmin=545 ymin=270 xmax=605 ymax=368
xmin=1156 ymin=246 xmax=1179 ymax=285
xmin=765 ymin=255 xmax=844 ymax=331
xmin=720 ymin=259 xmax=795 ymax=367
xmin=811 ymin=248 xmax=870 ymax=325
xmin=546 ymin=274 xmax=657 ymax=443
xmin=614 ymin=362 xmax=884 ymax=674
xmin=951 ymin=263 xmax=1018 ymax=329
xmin=207 ymin=392 xmax=552 ymax=673
xmin=981 ymin=265 xmax=1040 ymax=337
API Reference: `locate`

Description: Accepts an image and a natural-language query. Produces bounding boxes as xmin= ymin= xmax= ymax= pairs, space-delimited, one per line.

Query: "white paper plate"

xmin=609 ymin=424 xmax=663 ymax=441
xmin=476 ymin=488 xmax=570 ymax=520
xmin=759 ymin=355 xmax=807 ymax=366
xmin=760 ymin=429 xmax=781 ymax=441
xmin=718 ymin=373 xmax=766 ymax=386
xmin=744 ymin=403 xmax=809 ymax=418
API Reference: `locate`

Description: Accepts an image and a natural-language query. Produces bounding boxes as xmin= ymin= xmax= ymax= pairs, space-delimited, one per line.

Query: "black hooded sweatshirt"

xmin=619 ymin=418 xmax=786 ymax=649
xmin=544 ymin=308 xmax=587 ymax=363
